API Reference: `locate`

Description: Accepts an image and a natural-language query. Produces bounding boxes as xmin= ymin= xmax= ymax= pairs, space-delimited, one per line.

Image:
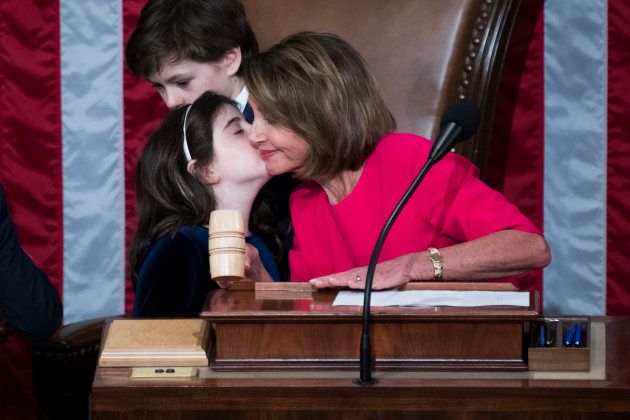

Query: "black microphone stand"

xmin=354 ymin=127 xmax=462 ymax=386
xmin=353 ymin=98 xmax=478 ymax=385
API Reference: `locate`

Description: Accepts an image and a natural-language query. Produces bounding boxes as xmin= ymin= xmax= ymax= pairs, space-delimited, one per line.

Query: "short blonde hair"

xmin=244 ymin=32 xmax=395 ymax=181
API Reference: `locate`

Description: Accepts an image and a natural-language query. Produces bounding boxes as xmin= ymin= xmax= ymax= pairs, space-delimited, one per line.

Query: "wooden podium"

xmin=200 ymin=282 xmax=539 ymax=371
xmin=92 ymin=288 xmax=630 ymax=419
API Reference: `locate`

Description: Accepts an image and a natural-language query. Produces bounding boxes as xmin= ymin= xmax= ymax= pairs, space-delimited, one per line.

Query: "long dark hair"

xmin=130 ymin=92 xmax=234 ymax=283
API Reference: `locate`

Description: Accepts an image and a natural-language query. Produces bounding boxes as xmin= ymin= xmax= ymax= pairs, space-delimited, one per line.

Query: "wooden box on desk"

xmin=201 ymin=282 xmax=539 ymax=371
xmin=528 ymin=317 xmax=590 ymax=371
xmin=98 ymin=319 xmax=211 ymax=367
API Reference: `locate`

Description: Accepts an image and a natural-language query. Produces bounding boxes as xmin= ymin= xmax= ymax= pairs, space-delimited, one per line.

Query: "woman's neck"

xmin=319 ymin=166 xmax=364 ymax=205
xmin=211 ymin=180 xmax=267 ymax=235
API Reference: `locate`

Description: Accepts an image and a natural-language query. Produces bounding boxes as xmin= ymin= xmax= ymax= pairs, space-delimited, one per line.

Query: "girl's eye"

xmin=176 ymin=80 xmax=190 ymax=87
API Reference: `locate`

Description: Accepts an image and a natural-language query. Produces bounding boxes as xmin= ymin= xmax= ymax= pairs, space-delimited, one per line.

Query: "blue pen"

xmin=537 ymin=323 xmax=546 ymax=347
xmin=564 ymin=323 xmax=577 ymax=347
xmin=573 ymin=324 xmax=583 ymax=347
xmin=545 ymin=326 xmax=554 ymax=347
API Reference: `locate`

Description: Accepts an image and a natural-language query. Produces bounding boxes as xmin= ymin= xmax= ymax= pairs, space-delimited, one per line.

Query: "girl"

xmin=131 ymin=91 xmax=279 ymax=317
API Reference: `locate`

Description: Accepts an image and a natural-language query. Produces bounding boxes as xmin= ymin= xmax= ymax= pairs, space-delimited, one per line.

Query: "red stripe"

xmin=606 ymin=1 xmax=630 ymax=316
xmin=123 ymin=0 xmax=168 ymax=314
xmin=0 ymin=1 xmax=61 ymax=416
xmin=487 ymin=0 xmax=545 ymax=295
xmin=0 ymin=0 xmax=63 ymax=296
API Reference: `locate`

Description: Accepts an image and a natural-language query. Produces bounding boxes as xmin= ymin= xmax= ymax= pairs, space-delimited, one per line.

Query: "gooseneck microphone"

xmin=355 ymin=99 xmax=481 ymax=385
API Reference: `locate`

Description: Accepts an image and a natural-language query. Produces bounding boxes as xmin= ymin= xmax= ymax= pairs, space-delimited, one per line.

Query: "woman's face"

xmin=209 ymin=105 xmax=269 ymax=185
xmin=247 ymin=100 xmax=310 ymax=176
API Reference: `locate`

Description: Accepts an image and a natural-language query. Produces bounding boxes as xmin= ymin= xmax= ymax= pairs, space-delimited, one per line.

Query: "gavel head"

xmin=208 ymin=209 xmax=245 ymax=281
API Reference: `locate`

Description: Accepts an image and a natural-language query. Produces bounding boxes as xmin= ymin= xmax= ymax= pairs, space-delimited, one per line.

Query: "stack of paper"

xmin=332 ymin=290 xmax=530 ymax=307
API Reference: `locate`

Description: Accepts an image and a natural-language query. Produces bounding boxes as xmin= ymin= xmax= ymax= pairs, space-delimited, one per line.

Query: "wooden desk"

xmin=202 ymin=286 xmax=538 ymax=371
xmin=92 ymin=317 xmax=630 ymax=419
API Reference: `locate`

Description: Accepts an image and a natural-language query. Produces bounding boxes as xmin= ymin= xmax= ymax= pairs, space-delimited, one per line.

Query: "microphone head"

xmin=440 ymin=99 xmax=481 ymax=141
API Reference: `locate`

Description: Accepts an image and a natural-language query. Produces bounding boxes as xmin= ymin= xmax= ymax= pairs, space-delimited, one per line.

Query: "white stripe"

xmin=543 ymin=1 xmax=607 ymax=315
xmin=60 ymin=0 xmax=124 ymax=323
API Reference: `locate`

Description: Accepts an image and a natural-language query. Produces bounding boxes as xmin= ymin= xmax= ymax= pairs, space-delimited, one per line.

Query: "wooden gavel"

xmin=208 ymin=209 xmax=245 ymax=282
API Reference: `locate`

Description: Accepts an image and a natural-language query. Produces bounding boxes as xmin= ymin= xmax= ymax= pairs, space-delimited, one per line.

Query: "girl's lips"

xmin=259 ymin=149 xmax=276 ymax=160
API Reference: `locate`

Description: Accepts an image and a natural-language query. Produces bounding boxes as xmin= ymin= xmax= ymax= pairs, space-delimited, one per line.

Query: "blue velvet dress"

xmin=133 ymin=225 xmax=280 ymax=317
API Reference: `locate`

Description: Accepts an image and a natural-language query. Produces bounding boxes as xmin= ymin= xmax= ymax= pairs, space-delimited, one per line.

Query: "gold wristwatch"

xmin=427 ymin=247 xmax=443 ymax=280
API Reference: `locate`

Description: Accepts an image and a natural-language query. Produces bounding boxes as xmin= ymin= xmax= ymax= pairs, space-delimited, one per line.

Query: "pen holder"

xmin=208 ymin=209 xmax=245 ymax=282
xmin=527 ymin=317 xmax=590 ymax=371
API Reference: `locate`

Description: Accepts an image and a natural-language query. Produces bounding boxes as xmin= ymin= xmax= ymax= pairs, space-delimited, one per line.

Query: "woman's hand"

xmin=244 ymin=243 xmax=274 ymax=283
xmin=309 ymin=254 xmax=416 ymax=290
xmin=308 ymin=230 xmax=551 ymax=290
xmin=215 ymin=243 xmax=273 ymax=289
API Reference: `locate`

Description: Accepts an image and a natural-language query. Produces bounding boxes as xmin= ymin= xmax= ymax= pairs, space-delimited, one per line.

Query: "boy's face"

xmin=147 ymin=60 xmax=238 ymax=109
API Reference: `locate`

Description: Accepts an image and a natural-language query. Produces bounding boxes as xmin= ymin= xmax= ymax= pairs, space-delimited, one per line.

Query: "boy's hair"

xmin=126 ymin=0 xmax=259 ymax=78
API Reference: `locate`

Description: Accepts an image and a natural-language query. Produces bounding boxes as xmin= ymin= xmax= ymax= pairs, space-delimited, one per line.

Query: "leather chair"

xmin=33 ymin=318 xmax=107 ymax=419
xmin=32 ymin=0 xmax=520 ymax=418
xmin=242 ymin=0 xmax=521 ymax=180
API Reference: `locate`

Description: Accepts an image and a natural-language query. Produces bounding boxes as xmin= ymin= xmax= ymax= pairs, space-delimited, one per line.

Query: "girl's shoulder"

xmin=146 ymin=225 xmax=208 ymax=259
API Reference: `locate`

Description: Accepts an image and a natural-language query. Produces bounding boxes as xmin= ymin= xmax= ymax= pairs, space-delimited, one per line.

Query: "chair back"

xmin=241 ymin=0 xmax=521 ymax=179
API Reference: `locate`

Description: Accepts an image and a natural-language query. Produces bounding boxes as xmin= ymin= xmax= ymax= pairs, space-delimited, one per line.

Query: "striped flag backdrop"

xmin=0 ymin=0 xmax=628 ymax=356
xmin=0 ymin=0 xmax=628 ymax=415
xmin=487 ymin=0 xmax=630 ymax=316
xmin=0 ymin=0 xmax=629 ymax=321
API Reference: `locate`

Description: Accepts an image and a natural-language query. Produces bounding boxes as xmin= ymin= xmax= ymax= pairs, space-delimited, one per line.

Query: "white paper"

xmin=332 ymin=290 xmax=530 ymax=307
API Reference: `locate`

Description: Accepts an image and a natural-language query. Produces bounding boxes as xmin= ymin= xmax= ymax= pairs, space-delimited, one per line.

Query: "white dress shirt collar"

xmin=234 ymin=86 xmax=249 ymax=112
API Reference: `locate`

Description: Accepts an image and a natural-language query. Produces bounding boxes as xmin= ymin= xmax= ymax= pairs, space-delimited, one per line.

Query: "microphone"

xmin=354 ymin=99 xmax=481 ymax=385
xmin=428 ymin=98 xmax=481 ymax=162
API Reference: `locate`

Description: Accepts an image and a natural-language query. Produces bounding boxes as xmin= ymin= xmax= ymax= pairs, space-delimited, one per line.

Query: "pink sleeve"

xmin=287 ymin=186 xmax=316 ymax=282
xmin=288 ymin=225 xmax=309 ymax=282
xmin=426 ymin=154 xmax=541 ymax=241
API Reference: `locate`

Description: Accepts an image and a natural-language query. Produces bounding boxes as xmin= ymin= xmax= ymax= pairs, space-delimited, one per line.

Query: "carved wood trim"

xmin=453 ymin=0 xmax=522 ymax=180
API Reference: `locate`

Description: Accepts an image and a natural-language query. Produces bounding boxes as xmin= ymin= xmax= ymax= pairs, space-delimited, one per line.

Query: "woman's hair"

xmin=126 ymin=0 xmax=259 ymax=78
xmin=243 ymin=31 xmax=396 ymax=181
xmin=130 ymin=92 xmax=233 ymax=282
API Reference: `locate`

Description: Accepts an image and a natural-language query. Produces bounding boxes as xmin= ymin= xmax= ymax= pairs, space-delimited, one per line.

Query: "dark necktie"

xmin=242 ymin=102 xmax=254 ymax=124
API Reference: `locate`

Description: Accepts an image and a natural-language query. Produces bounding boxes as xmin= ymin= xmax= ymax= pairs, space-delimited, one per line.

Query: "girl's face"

xmin=208 ymin=105 xmax=269 ymax=186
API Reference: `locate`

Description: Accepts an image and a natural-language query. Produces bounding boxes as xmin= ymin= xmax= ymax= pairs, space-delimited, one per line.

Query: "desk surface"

xmin=92 ymin=317 xmax=630 ymax=419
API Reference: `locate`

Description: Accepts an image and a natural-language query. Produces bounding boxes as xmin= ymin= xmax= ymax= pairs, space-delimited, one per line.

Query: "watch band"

xmin=427 ymin=247 xmax=443 ymax=281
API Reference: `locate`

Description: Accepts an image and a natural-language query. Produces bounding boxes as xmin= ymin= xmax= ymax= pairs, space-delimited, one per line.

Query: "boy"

xmin=126 ymin=0 xmax=294 ymax=278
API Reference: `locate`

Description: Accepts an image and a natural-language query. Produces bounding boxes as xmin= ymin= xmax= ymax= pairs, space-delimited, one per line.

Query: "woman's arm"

xmin=309 ymin=230 xmax=551 ymax=290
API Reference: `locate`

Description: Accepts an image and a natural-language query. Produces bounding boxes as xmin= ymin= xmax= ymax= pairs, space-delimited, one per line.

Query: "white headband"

xmin=182 ymin=104 xmax=193 ymax=162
